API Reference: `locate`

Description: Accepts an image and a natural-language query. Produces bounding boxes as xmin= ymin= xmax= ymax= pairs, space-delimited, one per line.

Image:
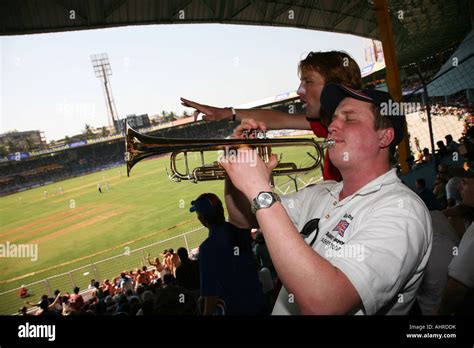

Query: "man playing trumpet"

xmin=218 ymin=84 xmax=432 ymax=315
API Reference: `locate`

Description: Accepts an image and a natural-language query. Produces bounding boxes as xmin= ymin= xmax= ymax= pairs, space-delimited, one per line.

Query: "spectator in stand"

xmin=162 ymin=273 xmax=176 ymax=287
xmin=175 ymin=247 xmax=200 ymax=293
xmin=169 ymin=249 xmax=181 ymax=275
xmin=128 ymin=296 xmax=141 ymax=315
xmin=134 ymin=268 xmax=148 ymax=290
xmin=155 ymin=279 xmax=197 ymax=315
xmin=50 ymin=289 xmax=63 ymax=313
xmin=141 ymin=266 xmax=151 ymax=285
xmin=416 ymin=150 xmax=424 ymax=164
xmin=35 ymin=291 xmax=62 ymax=316
xmin=136 ymin=291 xmax=155 ymax=315
xmin=422 ymin=148 xmax=433 ymax=163
xmin=433 ymin=170 xmax=449 ymax=209
xmin=117 ymin=272 xmax=134 ymax=293
xmin=414 ymin=137 xmax=421 ymax=152
xmin=18 ymin=306 xmax=28 ymax=316
xmin=438 ymin=168 xmax=474 ymax=314
xmin=406 ymin=155 xmax=415 ymax=170
xmin=436 ymin=140 xmax=449 ymax=159
xmin=24 ymin=294 xmax=58 ymax=315
xmin=190 ymin=193 xmax=264 ymax=315
xmin=88 ymin=278 xmax=96 ymax=290
xmin=69 ymin=286 xmax=84 ymax=312
xmin=161 ymin=249 xmax=180 ymax=276
xmin=101 ymin=279 xmax=115 ymax=296
xmin=61 ymin=295 xmax=73 ymax=316
xmin=445 ymin=134 xmax=459 ymax=154
xmin=446 ymin=175 xmax=463 ymax=208
xmin=147 ymin=253 xmax=164 ymax=271
xmin=416 ymin=178 xmax=442 ymax=211
xmin=160 ymin=250 xmax=174 ymax=275
xmin=93 ymin=281 xmax=103 ymax=299
xmin=416 ymin=201 xmax=460 ymax=314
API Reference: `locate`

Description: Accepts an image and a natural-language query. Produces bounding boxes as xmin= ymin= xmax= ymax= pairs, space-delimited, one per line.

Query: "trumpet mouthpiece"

xmin=325 ymin=138 xmax=335 ymax=148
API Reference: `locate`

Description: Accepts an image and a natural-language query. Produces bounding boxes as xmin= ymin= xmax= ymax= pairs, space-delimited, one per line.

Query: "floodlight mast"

xmin=90 ymin=53 xmax=119 ymax=134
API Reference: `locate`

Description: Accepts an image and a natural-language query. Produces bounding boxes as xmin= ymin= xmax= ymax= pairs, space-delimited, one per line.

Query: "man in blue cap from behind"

xmin=190 ymin=193 xmax=265 ymax=315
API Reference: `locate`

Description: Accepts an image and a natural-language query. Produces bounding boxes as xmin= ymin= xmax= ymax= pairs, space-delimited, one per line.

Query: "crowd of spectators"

xmin=411 ymin=126 xmax=474 ymax=314
xmin=18 ymin=238 xmax=278 ymax=316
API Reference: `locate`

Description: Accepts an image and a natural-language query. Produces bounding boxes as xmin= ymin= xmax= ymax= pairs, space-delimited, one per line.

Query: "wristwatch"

xmin=251 ymin=191 xmax=281 ymax=214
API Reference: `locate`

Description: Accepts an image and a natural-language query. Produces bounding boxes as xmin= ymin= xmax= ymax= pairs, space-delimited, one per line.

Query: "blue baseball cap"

xmin=189 ymin=193 xmax=223 ymax=216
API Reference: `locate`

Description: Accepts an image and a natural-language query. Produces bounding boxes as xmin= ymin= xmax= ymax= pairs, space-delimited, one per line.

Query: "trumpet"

xmin=125 ymin=123 xmax=333 ymax=182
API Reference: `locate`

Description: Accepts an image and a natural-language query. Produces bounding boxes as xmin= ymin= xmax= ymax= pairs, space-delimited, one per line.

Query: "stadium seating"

xmin=0 ymin=120 xmax=235 ymax=196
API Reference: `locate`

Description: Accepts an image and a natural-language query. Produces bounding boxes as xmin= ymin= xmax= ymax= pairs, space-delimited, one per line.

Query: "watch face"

xmin=257 ymin=192 xmax=273 ymax=207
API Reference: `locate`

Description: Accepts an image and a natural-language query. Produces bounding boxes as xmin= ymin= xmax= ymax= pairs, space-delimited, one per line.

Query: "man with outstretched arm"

xmin=182 ymin=50 xmax=362 ymax=181
xmin=219 ymin=83 xmax=433 ymax=315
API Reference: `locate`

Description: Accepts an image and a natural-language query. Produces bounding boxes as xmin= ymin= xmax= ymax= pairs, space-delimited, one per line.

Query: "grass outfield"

xmin=0 ymin=135 xmax=323 ymax=314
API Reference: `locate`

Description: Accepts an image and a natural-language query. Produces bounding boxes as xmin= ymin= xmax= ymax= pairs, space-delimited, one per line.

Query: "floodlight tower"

xmin=91 ymin=53 xmax=119 ymax=134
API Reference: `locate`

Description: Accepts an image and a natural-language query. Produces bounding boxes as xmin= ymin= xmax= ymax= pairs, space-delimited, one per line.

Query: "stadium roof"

xmin=1 ymin=0 xmax=471 ymax=66
xmin=427 ymin=29 xmax=474 ymax=97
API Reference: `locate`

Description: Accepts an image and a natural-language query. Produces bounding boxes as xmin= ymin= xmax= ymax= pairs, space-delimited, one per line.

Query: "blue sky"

xmin=1 ymin=24 xmax=368 ymax=141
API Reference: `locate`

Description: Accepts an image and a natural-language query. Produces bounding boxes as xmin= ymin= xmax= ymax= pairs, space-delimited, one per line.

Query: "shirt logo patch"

xmin=332 ymin=219 xmax=350 ymax=237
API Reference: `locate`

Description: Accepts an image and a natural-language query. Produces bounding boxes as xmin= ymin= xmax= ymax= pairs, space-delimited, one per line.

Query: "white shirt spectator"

xmin=446 ymin=177 xmax=462 ymax=206
xmin=448 ymin=223 xmax=474 ymax=288
xmin=417 ymin=210 xmax=460 ymax=314
xmin=118 ymin=277 xmax=133 ymax=292
xmin=272 ymin=169 xmax=432 ymax=315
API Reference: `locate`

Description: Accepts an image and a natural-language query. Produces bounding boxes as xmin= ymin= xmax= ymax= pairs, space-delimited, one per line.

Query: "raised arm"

xmin=48 ymin=292 xmax=62 ymax=309
xmin=225 ymin=179 xmax=258 ymax=229
xmin=146 ymin=253 xmax=153 ymax=266
xmin=225 ymin=119 xmax=268 ymax=228
xmin=181 ymin=98 xmax=311 ymax=130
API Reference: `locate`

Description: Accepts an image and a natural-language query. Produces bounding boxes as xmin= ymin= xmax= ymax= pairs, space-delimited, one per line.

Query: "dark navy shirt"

xmin=199 ymin=222 xmax=264 ymax=315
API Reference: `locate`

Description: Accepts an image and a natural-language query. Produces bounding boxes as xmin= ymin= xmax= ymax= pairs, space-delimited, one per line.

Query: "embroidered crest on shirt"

xmin=333 ymin=220 xmax=349 ymax=237
xmin=332 ymin=213 xmax=353 ymax=237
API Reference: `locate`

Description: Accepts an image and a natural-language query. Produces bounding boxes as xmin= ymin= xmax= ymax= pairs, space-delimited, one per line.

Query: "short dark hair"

xmin=73 ymin=286 xmax=80 ymax=294
xmin=177 ymin=247 xmax=188 ymax=262
xmin=200 ymin=204 xmax=225 ymax=225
